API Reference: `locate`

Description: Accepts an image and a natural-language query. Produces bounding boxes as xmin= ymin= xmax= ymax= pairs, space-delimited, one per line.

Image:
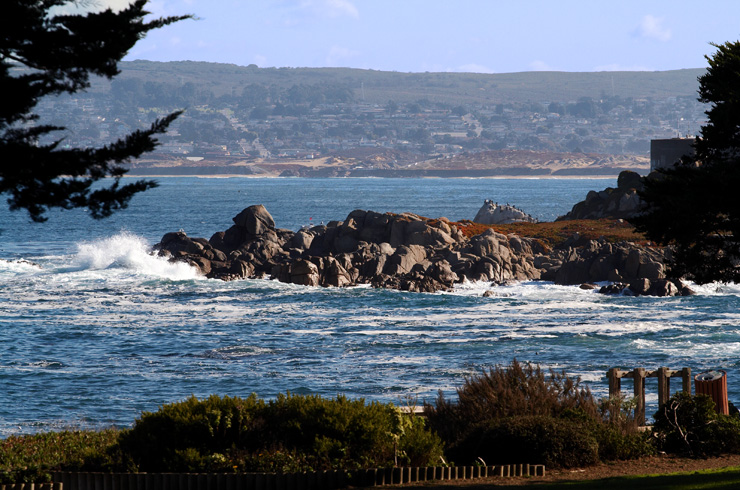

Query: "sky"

xmin=76 ymin=0 xmax=740 ymax=73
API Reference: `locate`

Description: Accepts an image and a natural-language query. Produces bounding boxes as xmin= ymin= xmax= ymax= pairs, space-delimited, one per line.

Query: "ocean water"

xmin=1 ymin=177 xmax=739 ymax=437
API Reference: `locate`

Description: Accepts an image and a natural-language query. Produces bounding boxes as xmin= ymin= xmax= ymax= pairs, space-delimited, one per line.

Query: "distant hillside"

xmin=101 ymin=61 xmax=704 ymax=105
xmin=128 ymin=149 xmax=648 ymax=178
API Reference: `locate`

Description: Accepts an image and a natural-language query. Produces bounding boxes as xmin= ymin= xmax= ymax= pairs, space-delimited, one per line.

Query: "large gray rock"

xmin=385 ymin=245 xmax=428 ymax=275
xmin=557 ymin=170 xmax=647 ymax=221
xmin=232 ymin=205 xmax=275 ymax=236
xmin=473 ymin=200 xmax=537 ymax=224
xmin=290 ymin=259 xmax=320 ymax=286
xmin=549 ymin=239 xmax=667 ymax=286
xmin=324 ymin=256 xmax=353 ymax=287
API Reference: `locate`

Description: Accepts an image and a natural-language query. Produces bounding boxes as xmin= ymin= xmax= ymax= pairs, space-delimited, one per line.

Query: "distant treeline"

xmin=110 ymin=78 xmax=355 ymax=110
xmin=98 ymin=60 xmax=705 ymax=106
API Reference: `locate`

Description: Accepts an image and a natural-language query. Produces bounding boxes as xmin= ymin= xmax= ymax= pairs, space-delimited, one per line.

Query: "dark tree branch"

xmin=0 ymin=0 xmax=191 ymax=222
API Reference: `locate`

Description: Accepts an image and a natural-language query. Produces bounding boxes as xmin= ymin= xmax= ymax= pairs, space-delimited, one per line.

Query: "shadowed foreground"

xmin=382 ymin=455 xmax=740 ymax=488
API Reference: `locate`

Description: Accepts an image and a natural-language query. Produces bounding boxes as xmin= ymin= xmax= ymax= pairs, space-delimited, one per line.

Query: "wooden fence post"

xmin=657 ymin=367 xmax=670 ymax=408
xmin=633 ymin=367 xmax=646 ymax=424
xmin=682 ymin=367 xmax=692 ymax=394
xmin=607 ymin=367 xmax=621 ymax=399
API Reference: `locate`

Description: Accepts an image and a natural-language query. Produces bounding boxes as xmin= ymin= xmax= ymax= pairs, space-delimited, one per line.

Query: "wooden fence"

xmin=607 ymin=367 xmax=691 ymax=423
xmin=50 ymin=464 xmax=545 ymax=490
xmin=0 ymin=485 xmax=61 ymax=490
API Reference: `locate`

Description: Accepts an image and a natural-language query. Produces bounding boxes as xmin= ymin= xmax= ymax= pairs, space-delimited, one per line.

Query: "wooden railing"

xmin=607 ymin=367 xmax=692 ymax=423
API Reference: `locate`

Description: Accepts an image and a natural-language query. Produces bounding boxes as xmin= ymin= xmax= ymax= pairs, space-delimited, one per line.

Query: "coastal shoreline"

xmin=123 ymin=173 xmax=626 ymax=180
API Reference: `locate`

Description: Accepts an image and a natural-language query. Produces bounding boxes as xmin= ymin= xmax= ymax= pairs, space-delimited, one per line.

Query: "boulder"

xmin=232 ymin=205 xmax=275 ymax=236
xmin=473 ymin=200 xmax=537 ymax=224
xmin=289 ymin=230 xmax=314 ymax=250
xmin=647 ymin=279 xmax=680 ymax=297
xmin=557 ymin=170 xmax=647 ymax=221
xmin=156 ymin=231 xmax=205 ymax=256
xmin=385 ymin=245 xmax=428 ymax=275
xmin=290 ymin=259 xmax=320 ymax=287
xmin=185 ymin=256 xmax=211 ymax=276
xmin=324 ymin=257 xmax=353 ymax=287
xmin=228 ymin=259 xmax=254 ymax=279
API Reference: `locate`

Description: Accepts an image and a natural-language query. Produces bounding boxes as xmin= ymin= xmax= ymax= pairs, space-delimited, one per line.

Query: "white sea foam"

xmin=0 ymin=258 xmax=43 ymax=273
xmin=72 ymin=232 xmax=202 ymax=280
xmin=454 ymin=277 xmax=740 ymax=299
xmin=203 ymin=346 xmax=274 ymax=359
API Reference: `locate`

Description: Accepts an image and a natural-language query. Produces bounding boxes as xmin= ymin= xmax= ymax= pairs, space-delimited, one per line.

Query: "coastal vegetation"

xmin=0 ymin=394 xmax=442 ymax=483
xmin=424 ymin=360 xmax=654 ymax=469
xmin=4 ymin=361 xmax=740 ymax=485
xmin=453 ymin=217 xmax=644 ymax=245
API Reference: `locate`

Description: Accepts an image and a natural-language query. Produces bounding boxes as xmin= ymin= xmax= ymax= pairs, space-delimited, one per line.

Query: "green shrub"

xmin=449 ymin=415 xmax=599 ymax=469
xmin=653 ymin=392 xmax=740 ymax=457
xmin=562 ymin=407 xmax=655 ymax=461
xmin=257 ymin=393 xmax=402 ymax=470
xmin=117 ymin=393 xmax=443 ymax=473
xmin=0 ymin=430 xmax=121 ymax=484
xmin=397 ymin=415 xmax=444 ymax=467
xmin=118 ymin=394 xmax=262 ymax=472
xmin=424 ymin=359 xmax=598 ymax=448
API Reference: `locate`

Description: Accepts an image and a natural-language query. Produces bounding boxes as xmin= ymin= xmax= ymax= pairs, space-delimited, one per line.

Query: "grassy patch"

xmin=453 ymin=218 xmax=646 ymax=246
xmin=540 ymin=466 xmax=740 ymax=489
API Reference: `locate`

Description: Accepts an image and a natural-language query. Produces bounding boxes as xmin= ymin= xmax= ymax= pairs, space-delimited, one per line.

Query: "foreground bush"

xmin=449 ymin=415 xmax=599 ymax=468
xmin=0 ymin=430 xmax=120 ymax=484
xmin=117 ymin=394 xmax=262 ymax=472
xmin=119 ymin=393 xmax=442 ymax=473
xmin=653 ymin=392 xmax=740 ymax=457
xmin=425 ymin=360 xmax=654 ymax=468
xmin=425 ymin=359 xmax=598 ymax=447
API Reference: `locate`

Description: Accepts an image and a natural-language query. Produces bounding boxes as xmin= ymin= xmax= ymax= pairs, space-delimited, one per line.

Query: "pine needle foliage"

xmin=0 ymin=0 xmax=191 ymax=221
xmin=631 ymin=40 xmax=740 ymax=282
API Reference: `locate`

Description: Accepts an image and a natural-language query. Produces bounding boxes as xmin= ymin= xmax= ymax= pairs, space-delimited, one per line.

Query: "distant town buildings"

xmin=30 ymin=85 xmax=707 ymax=165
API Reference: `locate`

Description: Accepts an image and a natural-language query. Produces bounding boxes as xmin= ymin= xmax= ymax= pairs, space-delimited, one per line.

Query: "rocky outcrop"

xmin=541 ymin=235 xmax=665 ymax=285
xmin=538 ymin=234 xmax=691 ymax=296
xmin=154 ymin=204 xmax=683 ymax=296
xmin=154 ymin=205 xmax=546 ymax=293
xmin=557 ymin=170 xmax=646 ymax=221
xmin=473 ymin=200 xmax=537 ymax=225
xmin=598 ymin=279 xmax=693 ymax=297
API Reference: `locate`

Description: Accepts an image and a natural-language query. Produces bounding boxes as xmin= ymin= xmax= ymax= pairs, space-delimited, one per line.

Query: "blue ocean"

xmin=1 ymin=177 xmax=739 ymax=437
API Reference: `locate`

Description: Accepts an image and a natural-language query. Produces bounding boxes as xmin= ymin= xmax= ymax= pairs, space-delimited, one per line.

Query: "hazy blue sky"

xmin=91 ymin=0 xmax=740 ymax=73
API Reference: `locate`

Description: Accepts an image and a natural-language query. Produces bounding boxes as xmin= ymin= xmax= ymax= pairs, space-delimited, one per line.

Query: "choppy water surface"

xmin=1 ymin=177 xmax=739 ymax=436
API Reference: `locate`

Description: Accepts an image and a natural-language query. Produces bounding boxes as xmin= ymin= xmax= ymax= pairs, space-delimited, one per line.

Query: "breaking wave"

xmin=72 ymin=232 xmax=202 ymax=281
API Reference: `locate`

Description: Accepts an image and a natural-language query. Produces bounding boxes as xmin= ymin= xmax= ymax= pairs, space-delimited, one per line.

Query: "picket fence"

xmin=34 ymin=464 xmax=546 ymax=490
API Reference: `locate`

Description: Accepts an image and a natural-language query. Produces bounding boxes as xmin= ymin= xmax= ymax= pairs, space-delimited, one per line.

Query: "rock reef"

xmin=154 ymin=204 xmax=690 ymax=297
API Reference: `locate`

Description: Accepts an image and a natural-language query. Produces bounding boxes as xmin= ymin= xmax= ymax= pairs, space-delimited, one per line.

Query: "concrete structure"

xmin=650 ymin=138 xmax=696 ymax=171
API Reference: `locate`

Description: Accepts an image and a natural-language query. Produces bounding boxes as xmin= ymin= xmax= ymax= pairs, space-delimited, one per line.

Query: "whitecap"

xmin=202 ymin=345 xmax=274 ymax=359
xmin=0 ymin=258 xmax=42 ymax=270
xmin=71 ymin=232 xmax=202 ymax=280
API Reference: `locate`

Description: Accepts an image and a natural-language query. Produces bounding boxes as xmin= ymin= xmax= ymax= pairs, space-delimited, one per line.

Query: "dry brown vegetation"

xmin=453 ymin=218 xmax=647 ymax=247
